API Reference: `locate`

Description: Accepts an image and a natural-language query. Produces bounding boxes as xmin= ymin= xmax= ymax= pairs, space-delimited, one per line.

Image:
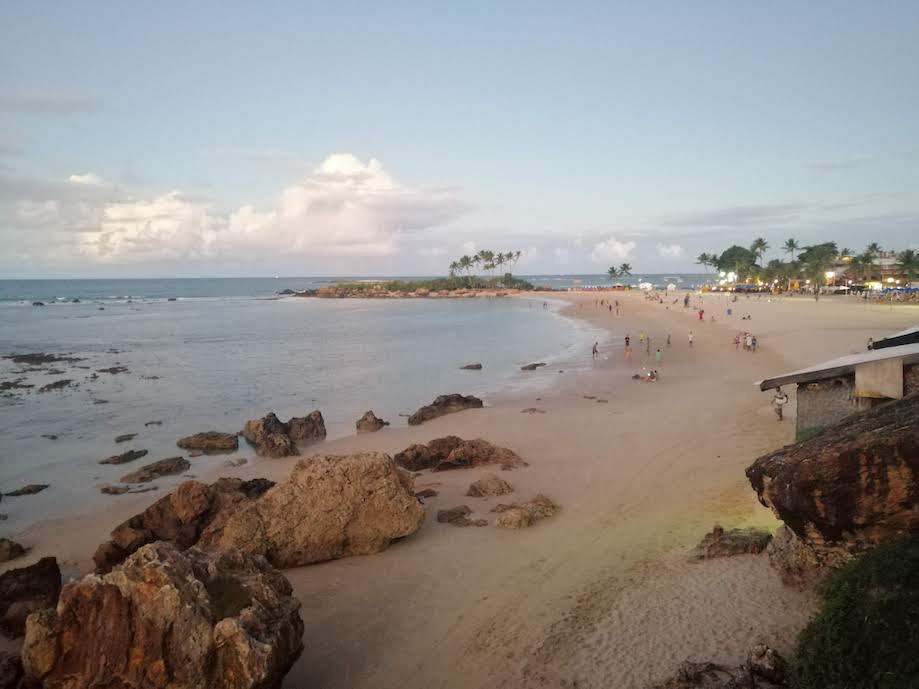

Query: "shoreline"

xmin=3 ymin=291 xmax=917 ymax=687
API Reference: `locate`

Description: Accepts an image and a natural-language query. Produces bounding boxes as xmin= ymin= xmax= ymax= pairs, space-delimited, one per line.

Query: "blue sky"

xmin=1 ymin=2 xmax=917 ymax=277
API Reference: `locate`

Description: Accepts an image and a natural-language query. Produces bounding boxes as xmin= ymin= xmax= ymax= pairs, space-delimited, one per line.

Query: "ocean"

xmin=0 ymin=277 xmax=626 ymax=528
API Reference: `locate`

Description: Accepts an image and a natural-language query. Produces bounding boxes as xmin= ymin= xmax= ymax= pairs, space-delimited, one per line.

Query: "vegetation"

xmin=449 ymin=250 xmax=522 ymax=278
xmin=331 ymin=274 xmax=534 ymax=293
xmin=607 ymin=263 xmax=633 ymax=280
xmin=791 ymin=536 xmax=919 ymax=689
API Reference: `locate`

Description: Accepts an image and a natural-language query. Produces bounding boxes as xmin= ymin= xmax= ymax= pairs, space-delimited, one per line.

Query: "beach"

xmin=3 ymin=290 xmax=917 ymax=687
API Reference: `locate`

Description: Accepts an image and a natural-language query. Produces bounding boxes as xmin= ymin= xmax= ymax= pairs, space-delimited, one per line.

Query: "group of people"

xmin=734 ymin=331 xmax=758 ymax=352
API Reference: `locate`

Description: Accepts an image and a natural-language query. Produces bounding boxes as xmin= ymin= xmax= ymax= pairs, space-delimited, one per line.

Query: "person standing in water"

xmin=592 ymin=342 xmax=599 ymax=358
xmin=772 ymin=386 xmax=789 ymax=421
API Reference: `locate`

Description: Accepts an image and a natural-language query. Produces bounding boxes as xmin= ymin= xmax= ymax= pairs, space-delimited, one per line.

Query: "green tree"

xmin=897 ymin=249 xmax=919 ymax=282
xmin=799 ymin=243 xmax=839 ymax=300
xmin=715 ymin=246 xmax=757 ymax=278
xmin=750 ymin=237 xmax=769 ymax=265
xmin=618 ymin=263 xmax=632 ymax=277
xmin=783 ymin=238 xmax=800 ymax=261
xmin=695 ymin=253 xmax=712 ymax=273
xmin=607 ymin=266 xmax=619 ymax=280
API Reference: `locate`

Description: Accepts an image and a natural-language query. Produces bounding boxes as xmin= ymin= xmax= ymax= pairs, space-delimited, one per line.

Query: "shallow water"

xmin=0 ymin=284 xmax=604 ymax=528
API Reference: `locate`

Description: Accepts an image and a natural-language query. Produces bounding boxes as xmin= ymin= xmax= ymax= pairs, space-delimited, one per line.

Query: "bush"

xmin=791 ymin=536 xmax=919 ymax=689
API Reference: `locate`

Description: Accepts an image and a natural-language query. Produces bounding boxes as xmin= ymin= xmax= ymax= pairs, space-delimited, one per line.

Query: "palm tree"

xmin=618 ymin=263 xmax=632 ymax=277
xmin=607 ymin=266 xmax=619 ymax=281
xmin=864 ymin=243 xmax=882 ymax=280
xmin=783 ymin=238 xmax=800 ymax=261
xmin=696 ymin=253 xmax=712 ymax=273
xmin=448 ymin=261 xmax=459 ymax=278
xmin=839 ymin=247 xmax=852 ymax=258
xmin=459 ymin=255 xmax=473 ymax=277
xmin=750 ymin=238 xmax=769 ymax=265
xmin=897 ymin=249 xmax=919 ymax=282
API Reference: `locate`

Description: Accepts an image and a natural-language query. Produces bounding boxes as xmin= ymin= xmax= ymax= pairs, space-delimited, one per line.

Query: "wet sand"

xmin=4 ymin=291 xmax=917 ymax=688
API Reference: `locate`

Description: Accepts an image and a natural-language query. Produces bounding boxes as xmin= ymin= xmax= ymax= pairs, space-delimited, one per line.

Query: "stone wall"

xmin=906 ymin=364 xmax=919 ymax=395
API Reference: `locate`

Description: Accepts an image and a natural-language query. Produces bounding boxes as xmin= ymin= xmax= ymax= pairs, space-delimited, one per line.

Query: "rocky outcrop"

xmin=242 ymin=411 xmax=326 ymax=457
xmin=22 ymin=542 xmax=303 ymax=689
xmin=520 ymin=362 xmax=546 ymax=371
xmin=114 ymin=433 xmax=137 ymax=443
xmin=120 ymin=456 xmax=190 ymax=483
xmin=0 ymin=652 xmax=22 ymax=689
xmin=651 ymin=644 xmax=789 ymax=688
xmin=493 ymin=494 xmax=559 ymax=529
xmin=0 ymin=557 xmax=61 ymax=639
xmin=689 ymin=525 xmax=772 ymax=560
xmin=0 ymin=539 xmax=26 ymax=564
xmin=394 ymin=437 xmax=527 ymax=472
xmin=460 ymin=363 xmax=483 ymax=370
xmin=746 ymin=394 xmax=919 ymax=563
xmin=99 ymin=448 xmax=148 ymax=465
xmin=177 ymin=431 xmax=239 ymax=453
xmin=407 ymin=394 xmax=483 ymax=425
xmin=765 ymin=525 xmax=840 ymax=589
xmin=466 ymin=474 xmax=513 ymax=497
xmin=4 ymin=484 xmax=48 ymax=497
xmin=356 ymin=410 xmax=389 ymax=433
xmin=437 ymin=505 xmax=487 ymax=527
xmin=93 ymin=477 xmax=275 ymax=574
xmin=199 ymin=452 xmax=424 ymax=568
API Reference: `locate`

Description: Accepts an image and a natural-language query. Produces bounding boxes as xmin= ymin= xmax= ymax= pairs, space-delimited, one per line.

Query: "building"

xmin=757 ymin=337 xmax=919 ymax=438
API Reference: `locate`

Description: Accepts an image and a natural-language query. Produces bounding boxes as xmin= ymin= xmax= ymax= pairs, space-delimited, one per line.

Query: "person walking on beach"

xmin=646 ymin=336 xmax=651 ymax=355
xmin=772 ymin=386 xmax=789 ymax=421
xmin=666 ymin=333 xmax=671 ymax=347
xmin=592 ymin=342 xmax=599 ymax=358
xmin=655 ymin=348 xmax=662 ymax=363
xmin=688 ymin=331 xmax=694 ymax=347
xmin=698 ymin=309 xmax=705 ymax=321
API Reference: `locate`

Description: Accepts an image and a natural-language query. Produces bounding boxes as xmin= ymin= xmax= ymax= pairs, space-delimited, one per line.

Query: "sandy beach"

xmin=4 ymin=291 xmax=917 ymax=688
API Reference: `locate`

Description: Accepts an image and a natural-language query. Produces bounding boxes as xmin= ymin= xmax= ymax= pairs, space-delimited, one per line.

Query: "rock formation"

xmin=437 ymin=505 xmax=487 ymax=527
xmin=0 ymin=557 xmax=61 ymax=639
xmin=177 ymin=431 xmax=239 ymax=453
xmin=242 ymin=411 xmax=326 ymax=457
xmin=93 ymin=477 xmax=275 ymax=574
xmin=22 ymin=542 xmax=303 ymax=689
xmin=356 ymin=410 xmax=389 ymax=433
xmin=99 ymin=448 xmax=148 ymax=465
xmin=520 ymin=362 xmax=546 ymax=371
xmin=493 ymin=494 xmax=559 ymax=529
xmin=0 ymin=652 xmax=22 ymax=689
xmin=0 ymin=539 xmax=26 ymax=564
xmin=651 ymin=644 xmax=789 ymax=688
xmin=4 ymin=485 xmax=48 ymax=497
xmin=120 ymin=456 xmax=190 ymax=483
xmin=746 ymin=394 xmax=919 ymax=564
xmin=114 ymin=433 xmax=137 ymax=443
xmin=199 ymin=452 xmax=424 ymax=568
xmin=689 ymin=525 xmax=772 ymax=560
xmin=394 ymin=437 xmax=527 ymax=472
xmin=407 ymin=394 xmax=483 ymax=425
xmin=460 ymin=363 xmax=483 ymax=370
xmin=466 ymin=474 xmax=513 ymax=497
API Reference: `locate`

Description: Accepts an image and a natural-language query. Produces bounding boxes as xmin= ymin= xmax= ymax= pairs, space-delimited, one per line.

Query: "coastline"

xmin=3 ymin=291 xmax=917 ymax=687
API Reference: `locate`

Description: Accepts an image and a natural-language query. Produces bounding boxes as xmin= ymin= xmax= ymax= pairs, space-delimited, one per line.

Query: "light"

xmin=719 ymin=271 xmax=726 ymax=277
xmin=805 ymin=279 xmax=811 ymax=285
xmin=825 ymin=271 xmax=835 ymax=279
xmin=727 ymin=271 xmax=736 ymax=282
xmin=887 ymin=277 xmax=895 ymax=283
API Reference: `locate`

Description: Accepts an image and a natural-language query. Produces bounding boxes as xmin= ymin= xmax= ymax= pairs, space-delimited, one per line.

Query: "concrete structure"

xmin=758 ymin=342 xmax=919 ymax=437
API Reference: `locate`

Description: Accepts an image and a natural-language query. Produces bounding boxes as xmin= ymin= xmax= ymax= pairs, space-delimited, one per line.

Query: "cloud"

xmin=810 ymin=153 xmax=873 ymax=171
xmin=416 ymin=246 xmax=447 ymax=257
xmin=2 ymin=153 xmax=467 ymax=265
xmin=0 ymin=91 xmax=101 ymax=114
xmin=656 ymin=242 xmax=683 ymax=258
xmin=461 ymin=240 xmax=477 ymax=255
xmin=665 ymin=204 xmax=805 ymax=229
xmin=590 ymin=236 xmax=635 ymax=263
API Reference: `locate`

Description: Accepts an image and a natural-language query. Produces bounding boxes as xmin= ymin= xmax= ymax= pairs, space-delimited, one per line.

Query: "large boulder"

xmin=466 ymin=474 xmax=514 ymax=497
xmin=393 ymin=437 xmax=526 ymax=472
xmin=199 ymin=452 xmax=425 ymax=568
xmin=241 ymin=411 xmax=325 ymax=457
xmin=120 ymin=456 xmax=190 ymax=483
xmin=0 ymin=557 xmax=61 ymax=639
xmin=356 ymin=410 xmax=389 ymax=433
xmin=746 ymin=394 xmax=919 ymax=561
xmin=93 ymin=477 xmax=275 ymax=574
xmin=493 ymin=494 xmax=559 ymax=530
xmin=765 ymin=524 xmax=840 ymax=589
xmin=177 ymin=431 xmax=239 ymax=453
xmin=407 ymin=394 xmax=483 ymax=425
xmin=689 ymin=525 xmax=772 ymax=561
xmin=22 ymin=542 xmax=303 ymax=689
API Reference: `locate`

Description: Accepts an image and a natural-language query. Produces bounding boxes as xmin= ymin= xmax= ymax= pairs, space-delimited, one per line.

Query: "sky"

xmin=1 ymin=2 xmax=918 ymax=278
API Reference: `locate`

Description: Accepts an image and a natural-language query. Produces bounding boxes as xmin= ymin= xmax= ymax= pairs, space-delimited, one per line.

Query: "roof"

xmin=757 ymin=342 xmax=919 ymax=391
xmin=872 ymin=325 xmax=919 ymax=350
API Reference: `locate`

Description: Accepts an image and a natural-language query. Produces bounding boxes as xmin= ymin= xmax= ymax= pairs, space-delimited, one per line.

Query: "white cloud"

xmin=461 ymin=241 xmax=477 ymax=255
xmin=656 ymin=242 xmax=684 ymax=258
xmin=417 ymin=246 xmax=448 ymax=257
xmin=553 ymin=247 xmax=571 ymax=263
xmin=590 ymin=236 xmax=635 ymax=263
xmin=68 ymin=172 xmax=104 ymax=185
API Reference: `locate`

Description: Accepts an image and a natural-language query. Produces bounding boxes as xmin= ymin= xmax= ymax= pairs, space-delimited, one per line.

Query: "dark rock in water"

xmin=690 ymin=524 xmax=772 ymax=560
xmin=286 ymin=410 xmax=327 ymax=444
xmin=2 ymin=352 xmax=84 ymax=366
xmin=407 ymin=394 xmax=483 ymax=425
xmin=120 ymin=456 xmax=190 ymax=483
xmin=145 ymin=419 xmax=163 ymax=426
xmin=242 ymin=411 xmax=325 ymax=457
xmin=37 ymin=379 xmax=73 ymax=393
xmin=93 ymin=477 xmax=275 ymax=573
xmin=460 ymin=363 xmax=483 ymax=370
xmin=40 ymin=433 xmax=57 ymax=440
xmin=520 ymin=407 xmax=546 ymax=414
xmin=31 ymin=302 xmax=44 ymax=307
xmin=5 ymin=484 xmax=49 ymax=497
xmin=114 ymin=433 xmax=137 ymax=443
xmin=0 ymin=557 xmax=61 ymax=639
xmin=22 ymin=543 xmax=303 ymax=689
xmin=100 ymin=484 xmax=130 ymax=495
xmin=746 ymin=394 xmax=919 ymax=566
xmin=276 ymin=288 xmax=296 ymax=295
xmin=99 ymin=448 xmax=148 ymax=465
xmin=167 ymin=297 xmax=177 ymax=301
xmin=223 ymin=457 xmax=248 ymax=468
xmin=96 ymin=365 xmax=129 ymax=374
xmin=437 ymin=505 xmax=483 ymax=527
xmin=0 ymin=651 xmax=23 ymax=689
xmin=92 ymin=398 xmax=108 ymax=405
xmin=520 ymin=362 xmax=546 ymax=371
xmin=177 ymin=431 xmax=239 ymax=453
xmin=0 ymin=379 xmax=33 ymax=391
xmin=356 ymin=410 xmax=389 ymax=433
xmin=0 ymin=539 xmax=26 ymax=563
xmin=98 ymin=307 xmax=104 ymax=310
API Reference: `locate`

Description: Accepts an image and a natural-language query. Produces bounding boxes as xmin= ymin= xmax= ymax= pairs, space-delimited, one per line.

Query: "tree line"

xmin=449 ymin=250 xmax=522 ymax=277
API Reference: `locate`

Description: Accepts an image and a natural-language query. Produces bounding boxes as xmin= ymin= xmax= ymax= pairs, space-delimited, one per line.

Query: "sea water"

xmin=0 ymin=279 xmax=606 ymax=528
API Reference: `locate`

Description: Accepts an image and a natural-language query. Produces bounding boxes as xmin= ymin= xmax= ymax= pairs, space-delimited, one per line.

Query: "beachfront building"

xmin=758 ymin=332 xmax=919 ymax=438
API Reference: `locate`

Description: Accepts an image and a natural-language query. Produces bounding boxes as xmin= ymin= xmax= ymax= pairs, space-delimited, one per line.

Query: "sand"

xmin=3 ymin=291 xmax=917 ymax=688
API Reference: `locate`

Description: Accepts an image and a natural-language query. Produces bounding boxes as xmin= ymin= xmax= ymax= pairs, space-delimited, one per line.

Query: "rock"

xmin=224 ymin=457 xmax=248 ymax=468
xmin=40 ymin=433 xmax=56 ymax=439
xmin=198 ymin=452 xmax=425 ymax=568
xmin=746 ymin=394 xmax=919 ymax=564
xmin=31 ymin=302 xmax=44 ymax=307
xmin=114 ymin=433 xmax=136 ymax=443
xmin=120 ymin=456 xmax=190 ymax=483
xmin=22 ymin=542 xmax=303 ymax=689
xmin=145 ymin=420 xmax=163 ymax=426
xmin=651 ymin=645 xmax=790 ymax=688
xmin=241 ymin=411 xmax=325 ymax=457
xmin=415 ymin=488 xmax=438 ymax=499
xmin=0 ymin=539 xmax=26 ymax=563
xmin=466 ymin=473 xmax=514 ymax=497
xmin=765 ymin=524 xmax=835 ymax=589
xmin=690 ymin=525 xmax=772 ymax=560
xmin=96 ymin=365 xmax=129 ymax=374
xmin=37 ymin=379 xmax=72 ymax=393
xmin=99 ymin=448 xmax=148 ymax=465
xmin=393 ymin=437 xmax=526 ymax=472
xmin=99 ymin=484 xmax=130 ymax=495
xmin=0 ymin=557 xmax=61 ymax=639
xmin=177 ymin=430 xmax=239 ymax=453
xmin=356 ymin=410 xmax=389 ymax=433
xmin=460 ymin=363 xmax=483 ymax=370
xmin=436 ymin=505 xmax=486 ymax=527
xmin=520 ymin=407 xmax=546 ymax=414
xmin=93 ymin=477 xmax=275 ymax=573
xmin=4 ymin=484 xmax=48 ymax=497
xmin=493 ymin=494 xmax=559 ymax=529
xmin=2 ymin=353 xmax=83 ymax=366
xmin=746 ymin=644 xmax=788 ymax=685
xmin=407 ymin=394 xmax=483 ymax=425
xmin=0 ymin=651 xmax=22 ymax=689
xmin=520 ymin=362 xmax=546 ymax=371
